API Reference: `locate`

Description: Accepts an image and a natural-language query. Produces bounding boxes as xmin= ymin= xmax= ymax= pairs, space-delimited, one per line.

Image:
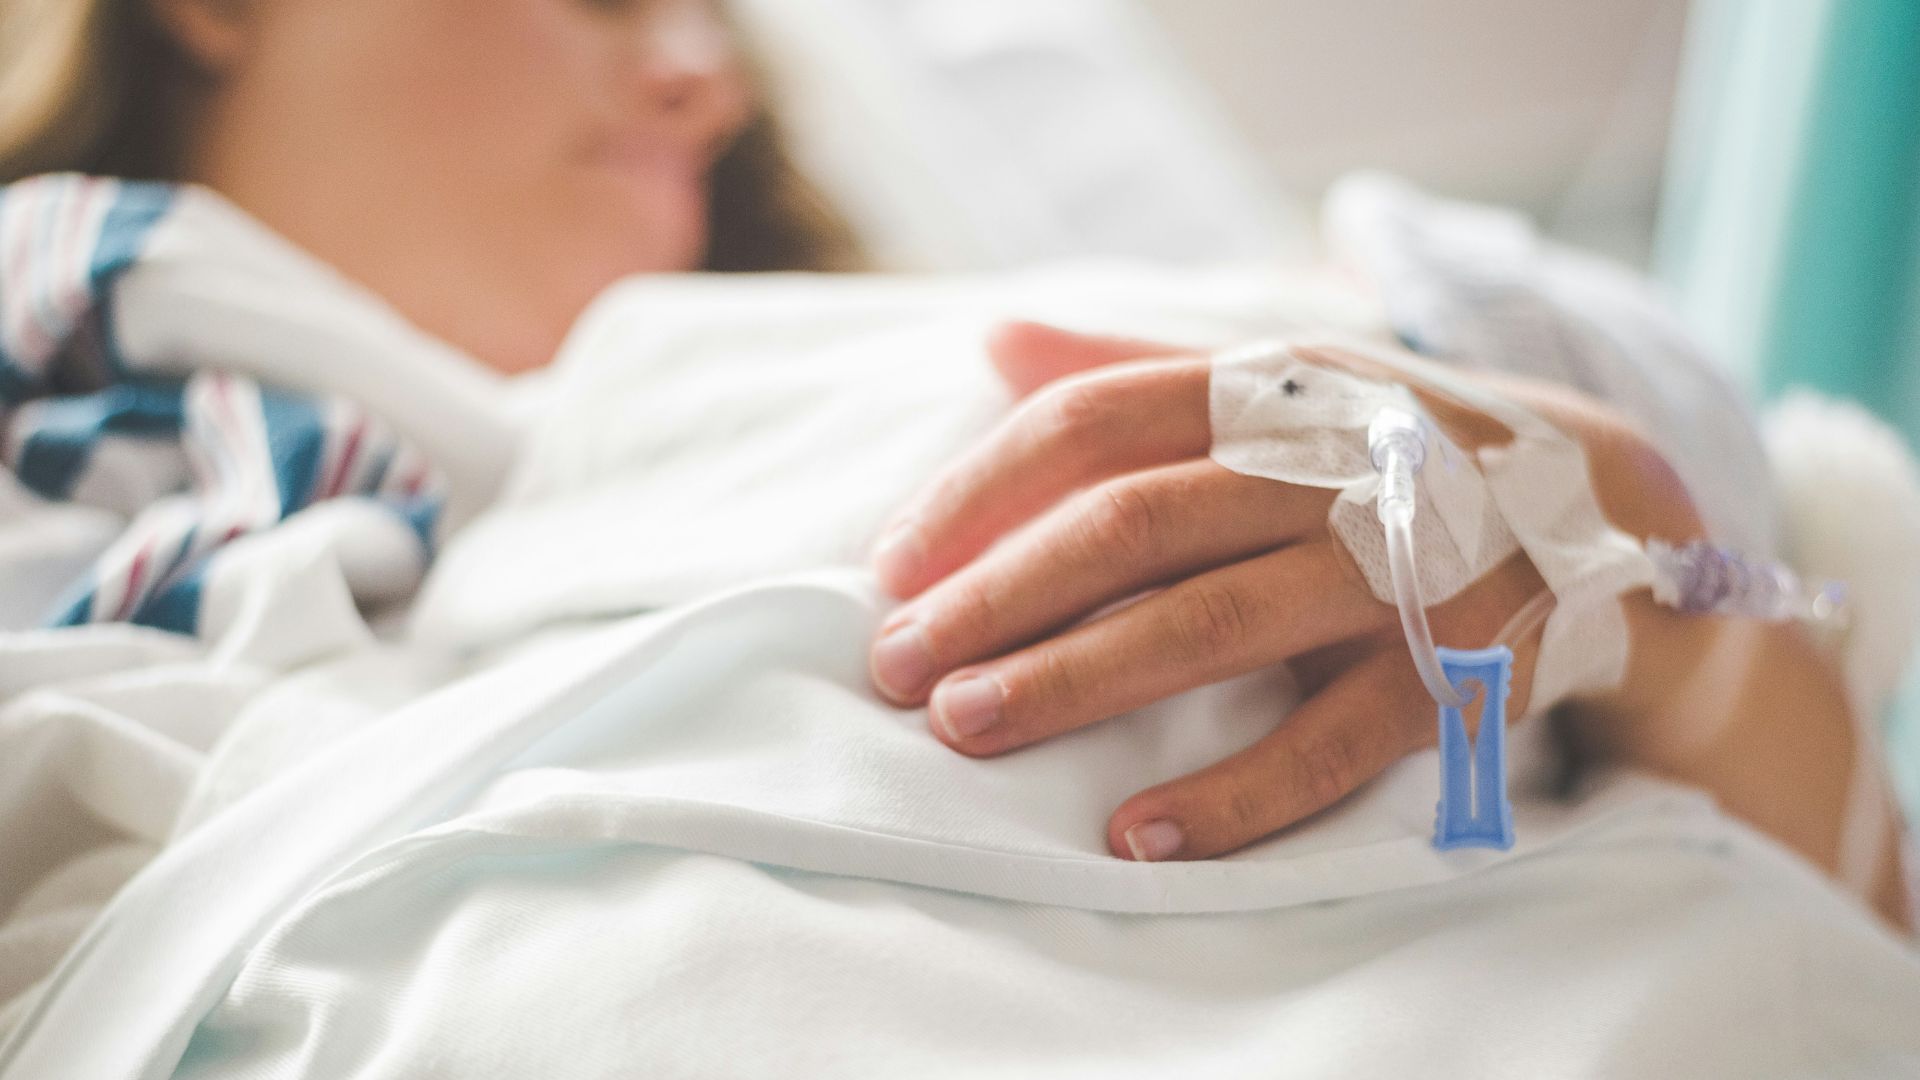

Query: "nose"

xmin=628 ymin=2 xmax=749 ymax=142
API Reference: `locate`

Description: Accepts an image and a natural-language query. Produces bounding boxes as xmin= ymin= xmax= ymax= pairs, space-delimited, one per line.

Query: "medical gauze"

xmin=1209 ymin=340 xmax=1656 ymax=712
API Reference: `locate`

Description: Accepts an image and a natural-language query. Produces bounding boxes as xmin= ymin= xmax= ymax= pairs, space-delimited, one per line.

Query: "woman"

xmin=0 ymin=0 xmax=1908 ymax=942
xmin=0 ymin=0 xmax=858 ymax=372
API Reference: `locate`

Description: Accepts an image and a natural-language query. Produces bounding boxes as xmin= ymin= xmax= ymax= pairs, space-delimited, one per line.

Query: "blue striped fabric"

xmin=1 ymin=174 xmax=446 ymax=636
xmin=13 ymin=379 xmax=187 ymax=499
xmin=0 ymin=175 xmax=174 ymax=397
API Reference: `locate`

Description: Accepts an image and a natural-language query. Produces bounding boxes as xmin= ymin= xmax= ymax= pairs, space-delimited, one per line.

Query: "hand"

xmin=862 ymin=322 xmax=1696 ymax=862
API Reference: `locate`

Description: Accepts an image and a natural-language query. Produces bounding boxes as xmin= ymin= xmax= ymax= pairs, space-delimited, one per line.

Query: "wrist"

xmin=1564 ymin=590 xmax=1764 ymax=776
xmin=1573 ymin=589 xmax=1899 ymax=909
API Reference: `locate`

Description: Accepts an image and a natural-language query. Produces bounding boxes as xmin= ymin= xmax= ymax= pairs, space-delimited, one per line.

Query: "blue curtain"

xmin=1659 ymin=0 xmax=1920 ymax=809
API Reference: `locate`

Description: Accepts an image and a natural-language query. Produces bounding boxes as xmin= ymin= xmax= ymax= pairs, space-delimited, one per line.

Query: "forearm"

xmin=1575 ymin=596 xmax=1914 ymax=934
xmin=1468 ymin=372 xmax=1913 ymax=931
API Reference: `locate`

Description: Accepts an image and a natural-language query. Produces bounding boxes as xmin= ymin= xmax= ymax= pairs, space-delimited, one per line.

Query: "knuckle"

xmin=1168 ymin=582 xmax=1255 ymax=661
xmin=1166 ymin=468 xmax=1218 ymax=509
xmin=1082 ymin=482 xmax=1161 ymax=565
xmin=1295 ymin=732 xmax=1364 ymax=811
xmin=1015 ymin=645 xmax=1087 ymax=717
xmin=1036 ymin=377 xmax=1117 ymax=447
xmin=1219 ymin=783 xmax=1269 ymax=838
xmin=1582 ymin=412 xmax=1703 ymax=537
xmin=938 ymin=577 xmax=1007 ymax=653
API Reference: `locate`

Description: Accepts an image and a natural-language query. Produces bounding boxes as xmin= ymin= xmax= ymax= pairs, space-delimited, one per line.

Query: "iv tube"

xmin=1368 ymin=407 xmax=1469 ymax=710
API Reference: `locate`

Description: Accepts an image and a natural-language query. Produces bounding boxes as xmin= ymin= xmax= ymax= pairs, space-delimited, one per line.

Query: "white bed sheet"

xmin=4 ymin=267 xmax=1917 ymax=1078
xmin=15 ymin=566 xmax=1912 ymax=1079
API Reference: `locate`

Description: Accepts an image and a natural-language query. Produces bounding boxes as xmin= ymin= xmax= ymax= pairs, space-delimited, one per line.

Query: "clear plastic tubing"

xmin=1368 ymin=407 xmax=1470 ymax=710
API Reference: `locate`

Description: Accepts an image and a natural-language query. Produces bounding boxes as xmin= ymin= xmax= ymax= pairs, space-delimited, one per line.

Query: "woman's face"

xmin=177 ymin=0 xmax=753 ymax=373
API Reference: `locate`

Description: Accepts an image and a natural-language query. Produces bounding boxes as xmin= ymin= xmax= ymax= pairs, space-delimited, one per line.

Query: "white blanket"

xmin=3 ymin=269 xmax=1917 ymax=1079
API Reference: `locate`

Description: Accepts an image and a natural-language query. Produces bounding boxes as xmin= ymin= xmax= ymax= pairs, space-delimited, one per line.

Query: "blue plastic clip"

xmin=1432 ymin=644 xmax=1515 ymax=851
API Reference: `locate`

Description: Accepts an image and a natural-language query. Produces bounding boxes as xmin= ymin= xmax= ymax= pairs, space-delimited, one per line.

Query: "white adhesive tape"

xmin=1209 ymin=338 xmax=1656 ymax=712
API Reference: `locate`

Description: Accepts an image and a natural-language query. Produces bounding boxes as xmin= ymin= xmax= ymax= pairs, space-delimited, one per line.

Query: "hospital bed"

xmin=2 ymin=2 xmax=1917 ymax=1077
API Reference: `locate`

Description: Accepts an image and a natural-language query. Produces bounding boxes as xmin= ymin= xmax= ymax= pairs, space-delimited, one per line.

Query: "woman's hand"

xmin=864 ymin=322 xmax=1702 ymax=863
xmin=862 ymin=320 xmax=1912 ymax=934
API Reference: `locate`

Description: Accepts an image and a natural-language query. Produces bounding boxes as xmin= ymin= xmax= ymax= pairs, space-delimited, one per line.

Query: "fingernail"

xmin=932 ymin=673 xmax=1003 ymax=740
xmin=1123 ymin=819 xmax=1184 ymax=862
xmin=870 ymin=623 xmax=935 ymax=702
xmin=870 ymin=519 xmax=925 ymax=595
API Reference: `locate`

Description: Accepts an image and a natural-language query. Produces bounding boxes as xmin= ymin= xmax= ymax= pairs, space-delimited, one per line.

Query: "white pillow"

xmin=730 ymin=0 xmax=1310 ymax=270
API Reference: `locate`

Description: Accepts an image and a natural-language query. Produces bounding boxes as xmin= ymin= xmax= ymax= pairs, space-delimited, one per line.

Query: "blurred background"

xmin=1147 ymin=0 xmax=1918 ymax=442
xmin=1143 ymin=0 xmax=1686 ymax=270
xmin=742 ymin=0 xmax=1915 ymax=429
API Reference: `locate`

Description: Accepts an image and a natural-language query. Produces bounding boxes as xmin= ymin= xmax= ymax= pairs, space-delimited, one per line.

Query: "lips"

xmin=583 ymin=137 xmax=711 ymax=227
xmin=573 ymin=126 xmax=721 ymax=270
xmin=588 ymin=138 xmax=704 ymax=183
xmin=586 ymin=116 xmax=735 ymax=177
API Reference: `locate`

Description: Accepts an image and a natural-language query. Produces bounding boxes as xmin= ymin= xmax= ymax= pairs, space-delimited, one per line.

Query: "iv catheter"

xmin=1208 ymin=338 xmax=1860 ymax=855
xmin=1369 ymin=405 xmax=1518 ymax=850
xmin=1366 ymin=397 xmax=1846 ymax=853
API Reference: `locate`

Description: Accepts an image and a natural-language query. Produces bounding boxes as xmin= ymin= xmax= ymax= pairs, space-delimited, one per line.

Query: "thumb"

xmin=986 ymin=321 xmax=1197 ymax=398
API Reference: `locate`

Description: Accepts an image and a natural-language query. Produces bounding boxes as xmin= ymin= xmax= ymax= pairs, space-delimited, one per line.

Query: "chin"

xmin=577 ymin=171 xmax=712 ymax=274
xmin=623 ymin=230 xmax=707 ymax=276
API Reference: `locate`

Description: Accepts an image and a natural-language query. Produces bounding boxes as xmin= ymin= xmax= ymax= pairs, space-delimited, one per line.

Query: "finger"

xmin=870 ymin=459 xmax=1335 ymax=703
xmin=987 ymin=321 xmax=1198 ymax=397
xmin=872 ymin=358 xmax=1211 ymax=598
xmin=1107 ymin=647 xmax=1428 ymax=861
xmin=923 ymin=540 xmax=1395 ymax=755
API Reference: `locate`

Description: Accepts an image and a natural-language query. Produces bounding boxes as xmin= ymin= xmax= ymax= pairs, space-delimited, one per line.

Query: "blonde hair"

xmin=0 ymin=0 xmax=861 ymax=271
